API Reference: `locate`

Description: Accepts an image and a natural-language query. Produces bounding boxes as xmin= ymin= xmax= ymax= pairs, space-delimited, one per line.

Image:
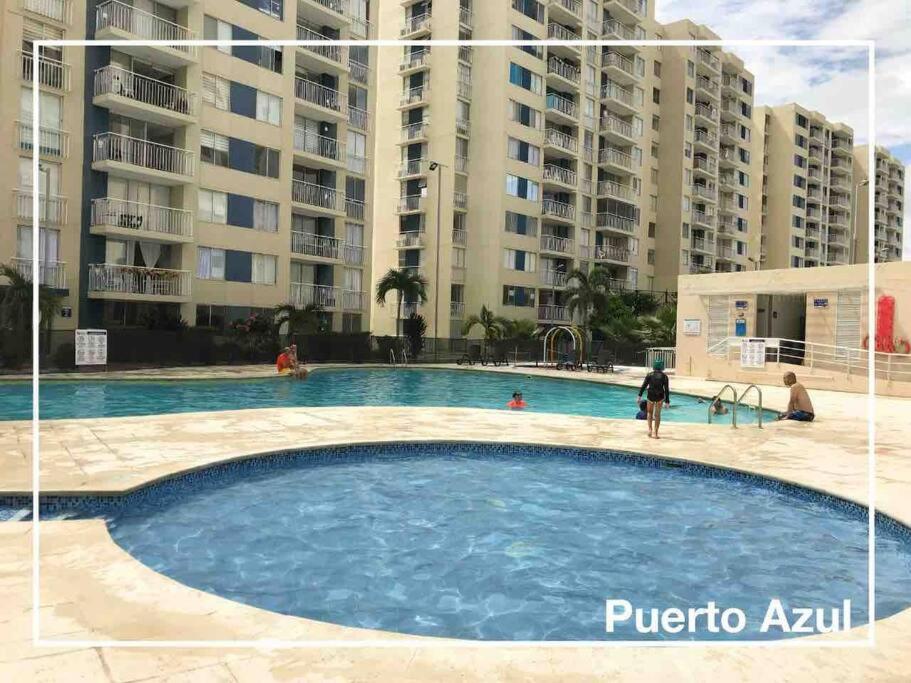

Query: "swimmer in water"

xmin=507 ymin=391 xmax=528 ymax=409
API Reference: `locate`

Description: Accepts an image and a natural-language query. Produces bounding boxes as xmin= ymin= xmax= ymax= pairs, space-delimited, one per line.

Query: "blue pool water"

xmin=0 ymin=368 xmax=774 ymax=423
xmin=38 ymin=443 xmax=910 ymax=641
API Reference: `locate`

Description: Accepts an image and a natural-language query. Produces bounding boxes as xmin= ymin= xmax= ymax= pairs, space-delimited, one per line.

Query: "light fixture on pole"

xmin=428 ymin=161 xmax=446 ymax=362
xmin=851 ymin=179 xmax=870 ymax=264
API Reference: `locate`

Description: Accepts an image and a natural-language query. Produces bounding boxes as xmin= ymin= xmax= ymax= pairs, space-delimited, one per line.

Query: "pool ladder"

xmin=708 ymin=384 xmax=764 ymax=429
xmin=389 ymin=349 xmax=409 ymax=367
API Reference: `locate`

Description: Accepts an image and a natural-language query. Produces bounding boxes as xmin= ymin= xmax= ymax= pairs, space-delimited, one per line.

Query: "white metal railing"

xmin=402 ymin=121 xmax=428 ymax=141
xmin=454 ymin=192 xmax=468 ymax=210
xmin=597 ymin=180 xmax=635 ymax=202
xmin=296 ymin=25 xmax=344 ymax=63
xmin=294 ymin=128 xmax=344 ymax=162
xmin=459 ymin=5 xmax=472 ymax=26
xmin=88 ymin=263 xmax=190 ymax=297
xmin=295 ymin=78 xmax=345 ymax=113
xmin=543 ymin=164 xmax=577 ymax=186
xmin=690 ymin=237 xmax=713 ymax=253
xmin=709 ymin=336 xmax=911 ymax=383
xmin=455 ymin=155 xmax=469 ymax=172
xmin=645 ymin=347 xmax=676 ymax=371
xmin=697 ymin=48 xmax=721 ymax=72
xmin=600 ymin=114 xmax=634 ymax=139
xmin=401 ymin=85 xmax=429 ymax=106
xmin=344 ymin=243 xmax=365 ymax=265
xmin=593 ymin=244 xmax=630 ymax=262
xmin=540 ymin=233 xmax=574 ymax=253
xmin=697 ymin=75 xmax=720 ymax=96
xmin=552 ymin=0 xmax=582 ymax=16
xmin=349 ymin=59 xmax=368 ymax=84
xmin=548 ymin=57 xmax=580 ymax=84
xmin=695 ymin=129 xmax=718 ymax=146
xmin=95 ymin=0 xmax=197 ymax=56
xmin=598 ymin=146 xmax=634 ymax=169
xmin=602 ymin=18 xmax=637 ymax=40
xmin=459 ymin=46 xmax=473 ymax=64
xmin=91 ymin=197 xmax=192 ymax=238
xmin=548 ymin=22 xmax=580 ymax=43
xmin=20 ymin=51 xmax=71 ymax=91
xmin=693 ymin=184 xmax=717 ymax=200
xmin=694 ymin=157 xmax=717 ymax=174
xmin=450 ymin=301 xmax=465 ymax=318
xmin=308 ymin=0 xmax=345 ymax=15
xmin=692 ymin=210 xmax=716 ymax=227
xmin=401 ymin=50 xmax=430 ymax=71
xmin=695 ymin=103 xmax=719 ymax=121
xmin=347 ymin=154 xmax=367 ymax=174
xmin=544 ymin=128 xmax=578 ymax=153
xmin=541 ymin=269 xmax=568 ymax=287
xmin=539 ymin=305 xmax=570 ymax=322
xmin=13 ymin=189 xmax=67 ymax=224
xmin=452 ymin=228 xmax=468 ymax=245
xmin=601 ymin=80 xmax=634 ymax=107
xmin=22 ymin=0 xmax=73 ymax=23
xmin=291 ymin=282 xmax=339 ymax=309
xmin=546 ymin=93 xmax=577 ymax=118
xmin=397 ymin=231 xmax=424 ymax=248
xmin=346 ymin=198 xmax=366 ymax=220
xmin=93 ymin=132 xmax=195 ymax=177
xmin=94 ymin=64 xmax=195 ymax=116
xmin=348 ymin=105 xmax=369 ymax=130
xmin=601 ymin=50 xmax=635 ymax=77
xmin=543 ymin=199 xmax=575 ymax=221
xmin=16 ymin=120 xmax=69 ymax=158
xmin=398 ymin=195 xmax=423 ymax=212
xmin=597 ymin=212 xmax=636 ymax=233
xmin=457 ymin=79 xmax=472 ymax=99
xmin=399 ymin=158 xmax=427 ymax=177
xmin=402 ymin=12 xmax=431 ymax=35
xmin=11 ymin=258 xmax=67 ymax=289
xmin=291 ymin=231 xmax=342 ymax=259
xmin=343 ymin=290 xmax=365 ymax=311
xmin=292 ymin=181 xmax=340 ymax=210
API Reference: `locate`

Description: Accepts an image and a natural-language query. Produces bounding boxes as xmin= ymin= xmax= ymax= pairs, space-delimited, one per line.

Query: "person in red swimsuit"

xmin=507 ymin=391 xmax=528 ymax=409
xmin=276 ymin=348 xmax=293 ymax=374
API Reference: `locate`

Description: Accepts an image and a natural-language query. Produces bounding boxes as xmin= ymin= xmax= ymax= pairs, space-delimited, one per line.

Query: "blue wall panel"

xmin=228 ymin=138 xmax=255 ymax=174
xmin=227 ymin=194 xmax=254 ymax=229
xmin=225 ymin=250 xmax=252 ymax=283
xmin=230 ymin=81 xmax=257 ymax=119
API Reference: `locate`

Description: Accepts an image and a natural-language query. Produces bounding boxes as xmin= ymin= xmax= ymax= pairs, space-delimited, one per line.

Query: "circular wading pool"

xmin=14 ymin=443 xmax=911 ymax=641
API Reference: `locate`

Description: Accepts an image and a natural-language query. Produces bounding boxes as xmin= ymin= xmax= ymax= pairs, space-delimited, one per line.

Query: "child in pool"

xmin=507 ymin=392 xmax=528 ymax=409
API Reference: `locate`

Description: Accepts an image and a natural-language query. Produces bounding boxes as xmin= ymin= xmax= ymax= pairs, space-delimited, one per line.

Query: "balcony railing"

xmin=694 ymin=129 xmax=718 ymax=147
xmin=697 ymin=48 xmax=721 ymax=72
xmin=541 ymin=269 xmax=568 ymax=287
xmin=601 ymin=80 xmax=634 ymax=107
xmin=696 ymin=76 xmax=720 ymax=96
xmin=547 ymin=57 xmax=580 ymax=84
xmin=693 ymin=157 xmax=717 ymax=174
xmin=294 ymin=128 xmax=344 ymax=163
xmin=292 ymin=181 xmax=340 ymax=211
xmin=296 ymin=25 xmax=345 ymax=63
xmin=295 ymin=78 xmax=345 ymax=113
xmin=455 ymin=155 xmax=469 ymax=173
xmin=597 ymin=181 xmax=635 ymax=202
xmin=348 ymin=106 xmax=370 ymax=130
xmin=402 ymin=12 xmax=431 ymax=36
xmin=692 ymin=210 xmax=716 ymax=227
xmin=547 ymin=22 xmax=580 ymax=43
xmin=597 ymin=212 xmax=637 ymax=233
xmin=544 ymin=128 xmax=578 ymax=153
xmin=538 ymin=305 xmax=570 ymax=322
xmin=692 ymin=184 xmax=717 ymax=200
xmin=543 ymin=165 xmax=577 ymax=186
xmin=399 ymin=159 xmax=427 ymax=177
xmin=691 ymin=237 xmax=715 ymax=253
xmin=346 ymin=198 xmax=366 ymax=220
xmin=398 ymin=195 xmax=423 ymax=212
xmin=345 ymin=150 xmax=365 ymax=173
xmin=88 ymin=263 xmax=190 ymax=297
xmin=291 ymin=283 xmax=339 ymax=309
xmin=22 ymin=0 xmax=73 ymax=23
xmin=546 ymin=93 xmax=577 ymax=118
xmin=593 ymin=244 xmax=630 ymax=263
xmin=601 ymin=19 xmax=637 ymax=40
xmin=397 ymin=231 xmax=424 ymax=248
xmin=452 ymin=229 xmax=468 ymax=245
xmin=457 ymin=79 xmax=472 ymax=100
xmin=598 ymin=146 xmax=634 ymax=169
xmin=343 ymin=290 xmax=365 ymax=311
xmin=20 ymin=51 xmax=71 ymax=91
xmin=543 ymin=200 xmax=575 ymax=221
xmin=552 ymin=0 xmax=582 ymax=17
xmin=450 ymin=301 xmax=465 ymax=318
xmin=307 ymin=0 xmax=345 ymax=15
xmin=601 ymin=51 xmax=636 ymax=78
xmin=349 ymin=59 xmax=369 ymax=85
xmin=454 ymin=192 xmax=468 ymax=210
xmin=459 ymin=6 xmax=472 ymax=26
xmin=291 ymin=231 xmax=342 ymax=260
xmin=540 ymin=234 xmax=574 ymax=253
xmin=13 ymin=189 xmax=67 ymax=224
xmin=344 ymin=243 xmax=365 ymax=265
xmin=16 ymin=120 xmax=69 ymax=158
xmin=401 ymin=50 xmax=430 ymax=71
xmin=401 ymin=85 xmax=430 ymax=107
xmin=402 ymin=121 xmax=429 ymax=142
xmin=91 ymin=197 xmax=193 ymax=238
xmin=695 ymin=104 xmax=719 ymax=121
xmin=94 ymin=64 xmax=195 ymax=116
xmin=11 ymin=258 xmax=67 ymax=289
xmin=93 ymin=132 xmax=195 ymax=177
xmin=600 ymin=114 xmax=634 ymax=139
xmin=95 ymin=0 xmax=197 ymax=56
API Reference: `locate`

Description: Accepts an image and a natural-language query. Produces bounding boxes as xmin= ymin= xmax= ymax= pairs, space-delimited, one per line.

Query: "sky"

xmin=654 ymin=0 xmax=910 ymax=259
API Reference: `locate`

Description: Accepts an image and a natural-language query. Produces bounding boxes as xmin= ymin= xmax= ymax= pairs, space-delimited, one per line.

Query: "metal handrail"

xmin=736 ymin=384 xmax=764 ymax=429
xmin=708 ymin=384 xmax=738 ymax=427
xmin=389 ymin=349 xmax=397 ymax=367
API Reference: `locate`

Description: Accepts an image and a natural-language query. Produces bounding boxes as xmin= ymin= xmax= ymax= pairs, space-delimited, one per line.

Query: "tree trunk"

xmin=396 ymin=292 xmax=402 ymax=339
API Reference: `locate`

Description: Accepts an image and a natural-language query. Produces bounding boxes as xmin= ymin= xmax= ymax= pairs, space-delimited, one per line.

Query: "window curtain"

xmin=139 ymin=240 xmax=162 ymax=268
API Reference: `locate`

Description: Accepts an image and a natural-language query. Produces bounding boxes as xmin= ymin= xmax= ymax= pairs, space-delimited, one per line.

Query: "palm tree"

xmin=635 ymin=304 xmax=677 ymax=348
xmin=462 ymin=305 xmax=506 ymax=354
xmin=375 ymin=268 xmax=429 ymax=339
xmin=0 ymin=264 xmax=62 ymax=365
xmin=274 ymin=302 xmax=323 ymax=345
xmin=500 ymin=318 xmax=541 ymax=341
xmin=564 ymin=267 xmax=613 ymax=350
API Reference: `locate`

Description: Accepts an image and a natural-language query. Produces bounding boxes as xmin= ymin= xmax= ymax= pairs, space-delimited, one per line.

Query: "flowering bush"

xmin=230 ymin=313 xmax=278 ymax=360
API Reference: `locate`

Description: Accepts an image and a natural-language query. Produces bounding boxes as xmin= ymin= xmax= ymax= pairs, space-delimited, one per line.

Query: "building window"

xmin=506 ymin=174 xmax=540 ymax=200
xmin=504 ymin=249 xmax=536 ymax=272
xmin=792 ymin=215 xmax=804 ymax=228
xmin=739 ymin=147 xmax=750 ymax=164
xmin=201 ymin=130 xmax=229 ymax=167
xmin=254 ymin=145 xmax=280 ymax=178
xmin=795 ymin=133 xmax=807 ymax=148
xmin=687 ymin=60 xmax=694 ymax=77
xmin=512 ymin=25 xmax=543 ymax=59
xmin=197 ymin=246 xmax=226 ymax=280
xmin=652 ymin=114 xmax=660 ymax=131
xmin=256 ymin=91 xmax=282 ymax=125
xmin=505 ymin=211 xmax=538 ymax=236
xmin=685 ymin=87 xmax=693 ymax=104
xmin=203 ymin=16 xmax=232 ymax=54
xmin=507 ymin=137 xmax=541 ymax=165
xmin=502 ymin=285 xmax=536 ymax=307
xmin=511 ymin=0 xmax=544 ymax=23
xmin=794 ymin=154 xmax=806 ymax=168
xmin=202 ymin=73 xmax=230 ymax=110
xmin=652 ymin=87 xmax=660 ymax=104
xmin=653 ymin=61 xmax=661 ymax=77
xmin=648 ymin=221 xmax=656 ymax=238
xmin=508 ymin=62 xmax=543 ymax=94
xmin=252 ymin=253 xmax=277 ymax=285
xmin=792 ymin=195 xmax=805 ymax=209
xmin=738 ymin=171 xmax=749 ymax=187
xmin=647 ymin=249 xmax=655 ymax=265
xmin=509 ymin=100 xmax=542 ymax=129
xmin=795 ymin=113 xmax=808 ymax=128
xmin=253 ymin=200 xmax=279 ymax=232
xmin=793 ymin=174 xmax=806 ymax=189
xmin=198 ymin=189 xmax=227 ymax=223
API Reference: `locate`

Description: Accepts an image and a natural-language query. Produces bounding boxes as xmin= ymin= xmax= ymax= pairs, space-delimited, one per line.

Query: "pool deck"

xmin=1 ymin=365 xmax=910 ymax=681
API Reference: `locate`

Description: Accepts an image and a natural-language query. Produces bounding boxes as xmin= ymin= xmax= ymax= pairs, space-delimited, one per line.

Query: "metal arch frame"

xmin=542 ymin=325 xmax=584 ymax=365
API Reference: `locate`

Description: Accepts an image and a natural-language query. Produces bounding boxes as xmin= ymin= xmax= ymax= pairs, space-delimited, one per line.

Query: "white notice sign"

xmin=740 ymin=339 xmax=766 ymax=369
xmin=75 ymin=329 xmax=108 ymax=366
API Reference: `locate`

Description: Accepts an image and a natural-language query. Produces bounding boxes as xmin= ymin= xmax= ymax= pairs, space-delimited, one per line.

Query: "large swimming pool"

xmin=20 ymin=442 xmax=911 ymax=641
xmin=0 ymin=368 xmax=773 ymax=423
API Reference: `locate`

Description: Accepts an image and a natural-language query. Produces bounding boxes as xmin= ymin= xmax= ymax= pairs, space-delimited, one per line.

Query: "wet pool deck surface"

xmin=1 ymin=364 xmax=910 ymax=681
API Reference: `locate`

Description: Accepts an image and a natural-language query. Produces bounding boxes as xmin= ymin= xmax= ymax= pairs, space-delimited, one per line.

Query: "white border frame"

xmin=29 ymin=36 xmax=877 ymax=649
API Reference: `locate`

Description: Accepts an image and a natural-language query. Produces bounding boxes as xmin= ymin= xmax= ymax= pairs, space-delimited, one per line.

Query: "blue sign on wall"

xmin=813 ymin=298 xmax=829 ymax=308
xmin=735 ymin=318 xmax=748 ymax=337
xmin=735 ymin=300 xmax=749 ymax=309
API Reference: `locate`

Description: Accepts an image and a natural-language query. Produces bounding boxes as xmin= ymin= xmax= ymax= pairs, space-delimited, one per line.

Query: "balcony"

xmin=92 ymin=132 xmax=195 ymax=185
xmin=538 ymin=305 xmax=570 ymax=322
xmin=719 ymin=123 xmax=739 ymax=143
xmin=291 ymin=232 xmax=342 ymax=261
xmin=600 ymin=80 xmax=637 ymax=115
xmin=601 ymin=18 xmax=637 ymax=43
xmin=695 ymin=104 xmax=719 ymax=125
xmin=346 ymin=198 xmax=366 ymax=221
xmin=291 ymin=181 xmax=343 ymax=215
xmin=396 ymin=231 xmax=424 ymax=249
xmin=298 ymin=0 xmax=348 ymax=27
xmin=95 ymin=0 xmax=197 ymax=67
xmin=692 ymin=210 xmax=716 ymax=228
xmin=450 ymin=301 xmax=465 ymax=318
xmin=93 ymin=65 xmax=196 ymax=126
xmin=349 ymin=58 xmax=369 ymax=85
xmin=293 ymin=128 xmax=345 ymax=167
xmin=88 ymin=263 xmax=190 ymax=301
xmin=542 ymin=199 xmax=575 ymax=222
xmin=689 ymin=263 xmax=714 ymax=274
xmin=693 ymin=156 xmax=717 ymax=176
xmin=596 ymin=212 xmax=637 ymax=234
xmin=452 ymin=229 xmax=468 ymax=246
xmin=344 ymin=243 xmax=366 ymax=266
xmin=90 ymin=197 xmax=193 ymax=242
xmin=295 ymin=78 xmax=346 ymax=117
xmin=593 ymin=244 xmax=630 ymax=264
xmin=692 ymin=184 xmax=717 ymax=201
xmin=696 ymin=76 xmax=720 ymax=99
xmin=401 ymin=12 xmax=431 ymax=38
xmin=547 ymin=57 xmax=581 ymax=86
xmin=541 ymin=269 xmax=569 ymax=287
xmin=459 ymin=6 xmax=473 ymax=28
xmin=603 ymin=0 xmax=645 ymax=23
xmin=550 ymin=0 xmax=582 ymax=22
xmin=596 ymin=181 xmax=635 ymax=204
xmin=22 ymin=0 xmax=73 ymax=23
xmin=399 ymin=158 xmax=428 ymax=178
xmin=455 ymin=155 xmax=469 ymax=173
xmin=696 ymin=48 xmax=721 ymax=75
xmin=400 ymin=50 xmax=431 ymax=74
xmin=397 ymin=195 xmax=424 ymax=214
xmin=601 ymin=51 xmax=638 ymax=85
xmin=600 ymin=114 xmax=635 ymax=144
xmin=20 ymin=51 xmax=70 ymax=91
xmin=457 ymin=79 xmax=472 ymax=101
xmin=543 ymin=128 xmax=578 ymax=156
xmin=12 ymin=189 xmax=68 ymax=225
xmin=598 ymin=146 xmax=634 ymax=173
xmin=547 ymin=23 xmax=581 ymax=58
xmin=348 ymin=106 xmax=370 ymax=131
xmin=400 ymin=85 xmax=430 ymax=109
xmin=453 ymin=192 xmax=468 ymax=211
xmin=296 ymin=24 xmax=346 ymax=67
xmin=16 ymin=120 xmax=69 ymax=159
xmin=11 ymin=258 xmax=67 ymax=289
xmin=291 ymin=283 xmax=339 ymax=310
xmin=540 ymin=233 xmax=574 ymax=254
xmin=545 ymin=93 xmax=578 ymax=123
xmin=343 ymin=290 xmax=366 ymax=311
xmin=543 ymin=164 xmax=577 ymax=188
xmin=691 ymin=237 xmax=715 ymax=254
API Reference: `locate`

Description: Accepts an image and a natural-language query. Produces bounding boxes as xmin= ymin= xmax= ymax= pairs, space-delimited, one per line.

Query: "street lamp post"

xmin=428 ymin=161 xmax=446 ymax=362
xmin=851 ymin=179 xmax=870 ymax=264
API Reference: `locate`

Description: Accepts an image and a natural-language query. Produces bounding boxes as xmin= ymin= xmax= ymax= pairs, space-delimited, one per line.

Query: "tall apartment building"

xmin=753 ymin=103 xmax=855 ymax=270
xmin=2 ymin=0 xmax=375 ymax=337
xmin=854 ymin=145 xmax=905 ymax=263
xmin=653 ymin=20 xmax=760 ymax=291
xmin=373 ymin=0 xmax=670 ymax=338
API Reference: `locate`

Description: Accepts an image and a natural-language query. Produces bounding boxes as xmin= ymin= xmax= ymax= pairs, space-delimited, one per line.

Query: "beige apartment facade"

xmin=753 ymin=103 xmax=855 ymax=270
xmin=854 ymin=144 xmax=905 ymax=264
xmin=2 ymin=0 xmax=375 ymax=341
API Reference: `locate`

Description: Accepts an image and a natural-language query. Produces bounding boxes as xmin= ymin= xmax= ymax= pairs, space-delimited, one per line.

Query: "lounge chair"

xmin=586 ymin=350 xmax=615 ymax=373
xmin=457 ymin=345 xmax=482 ymax=366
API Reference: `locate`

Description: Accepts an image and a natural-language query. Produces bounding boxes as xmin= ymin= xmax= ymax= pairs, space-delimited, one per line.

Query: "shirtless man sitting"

xmin=778 ymin=372 xmax=815 ymax=422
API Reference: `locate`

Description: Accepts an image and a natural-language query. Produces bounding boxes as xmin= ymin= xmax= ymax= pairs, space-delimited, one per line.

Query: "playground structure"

xmin=541 ymin=325 xmax=585 ymax=368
